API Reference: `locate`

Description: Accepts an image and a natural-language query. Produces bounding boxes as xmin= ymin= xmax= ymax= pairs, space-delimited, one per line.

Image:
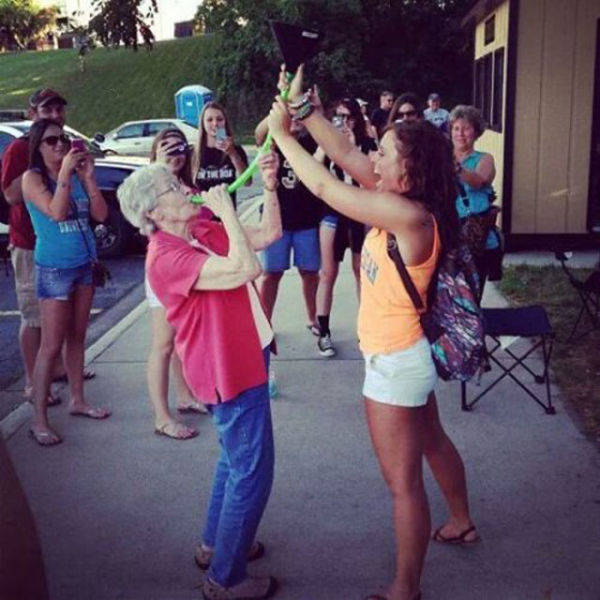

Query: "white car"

xmin=92 ymin=119 xmax=198 ymax=156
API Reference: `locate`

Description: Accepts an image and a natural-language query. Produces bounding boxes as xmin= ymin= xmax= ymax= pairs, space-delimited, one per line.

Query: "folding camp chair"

xmin=461 ymin=306 xmax=555 ymax=414
xmin=555 ymin=251 xmax=600 ymax=341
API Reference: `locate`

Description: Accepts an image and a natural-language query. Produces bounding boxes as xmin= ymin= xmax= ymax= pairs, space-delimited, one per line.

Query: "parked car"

xmin=0 ymin=122 xmax=145 ymax=258
xmin=92 ymin=118 xmax=198 ymax=156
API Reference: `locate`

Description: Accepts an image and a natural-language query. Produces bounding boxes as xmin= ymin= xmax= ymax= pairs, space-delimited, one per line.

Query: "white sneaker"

xmin=317 ymin=334 xmax=336 ymax=357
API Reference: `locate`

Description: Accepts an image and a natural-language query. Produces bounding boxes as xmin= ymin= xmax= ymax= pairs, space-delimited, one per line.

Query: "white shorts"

xmin=145 ymin=276 xmax=163 ymax=309
xmin=362 ymin=337 xmax=437 ymax=407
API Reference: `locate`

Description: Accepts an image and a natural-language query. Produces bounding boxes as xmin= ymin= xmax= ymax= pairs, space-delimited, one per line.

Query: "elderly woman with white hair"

xmin=117 ymin=153 xmax=282 ymax=600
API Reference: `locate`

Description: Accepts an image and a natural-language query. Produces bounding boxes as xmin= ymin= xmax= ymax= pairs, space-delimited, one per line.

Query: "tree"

xmin=193 ymin=0 xmax=474 ymax=131
xmin=0 ymin=0 xmax=58 ymax=51
xmin=89 ymin=0 xmax=157 ymax=51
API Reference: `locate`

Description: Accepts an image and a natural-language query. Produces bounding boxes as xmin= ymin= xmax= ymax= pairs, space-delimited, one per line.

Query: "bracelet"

xmin=292 ymin=101 xmax=315 ymax=122
xmin=289 ymin=91 xmax=311 ymax=110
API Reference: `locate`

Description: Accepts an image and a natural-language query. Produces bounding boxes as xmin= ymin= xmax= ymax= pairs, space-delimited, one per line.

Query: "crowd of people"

xmin=1 ymin=72 xmax=501 ymax=600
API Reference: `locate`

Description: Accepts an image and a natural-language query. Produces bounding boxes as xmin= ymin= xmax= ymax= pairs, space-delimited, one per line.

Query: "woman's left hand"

xmin=268 ymin=97 xmax=292 ymax=138
xmin=258 ymin=151 xmax=280 ymax=190
xmin=75 ymin=152 xmax=95 ymax=181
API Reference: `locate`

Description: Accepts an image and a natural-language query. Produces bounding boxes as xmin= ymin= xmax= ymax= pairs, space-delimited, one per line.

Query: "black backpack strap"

xmin=457 ymin=180 xmax=470 ymax=212
xmin=386 ymin=232 xmax=424 ymax=312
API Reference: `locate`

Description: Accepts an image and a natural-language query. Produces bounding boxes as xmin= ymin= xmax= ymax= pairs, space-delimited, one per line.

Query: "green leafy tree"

xmin=90 ymin=0 xmax=157 ymax=51
xmin=0 ymin=0 xmax=58 ymax=51
xmin=194 ymin=0 xmax=474 ymax=132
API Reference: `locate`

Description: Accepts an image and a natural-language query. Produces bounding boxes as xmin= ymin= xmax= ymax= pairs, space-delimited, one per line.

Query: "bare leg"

xmin=299 ymin=269 xmax=319 ymax=326
xmin=258 ymin=271 xmax=283 ymax=322
xmin=64 ymin=285 xmax=110 ymax=418
xmin=147 ymin=308 xmax=197 ymax=436
xmin=422 ymin=393 xmax=477 ymax=540
xmin=351 ymin=251 xmax=361 ymax=301
xmin=364 ymin=397 xmax=429 ymax=600
xmin=19 ymin=323 xmax=41 ymax=390
xmin=31 ymin=299 xmax=70 ymax=443
xmin=316 ymin=224 xmax=339 ymax=318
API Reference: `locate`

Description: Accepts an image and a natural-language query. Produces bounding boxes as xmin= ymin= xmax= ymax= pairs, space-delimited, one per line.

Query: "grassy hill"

xmin=0 ymin=36 xmax=257 ymax=139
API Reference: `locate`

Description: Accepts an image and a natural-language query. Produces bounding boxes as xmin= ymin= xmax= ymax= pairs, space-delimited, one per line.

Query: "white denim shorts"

xmin=362 ymin=337 xmax=437 ymax=407
xmin=144 ymin=276 xmax=163 ymax=309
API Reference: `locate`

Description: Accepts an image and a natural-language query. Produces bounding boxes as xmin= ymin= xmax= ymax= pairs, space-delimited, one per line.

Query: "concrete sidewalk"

xmin=5 ymin=265 xmax=600 ymax=600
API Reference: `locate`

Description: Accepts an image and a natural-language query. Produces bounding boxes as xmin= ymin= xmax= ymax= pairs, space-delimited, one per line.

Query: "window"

xmin=473 ymin=46 xmax=505 ymax=133
xmin=116 ymin=124 xmax=144 ymax=139
xmin=484 ymin=15 xmax=495 ymax=45
xmin=147 ymin=121 xmax=176 ymax=136
xmin=492 ymin=48 xmax=505 ymax=131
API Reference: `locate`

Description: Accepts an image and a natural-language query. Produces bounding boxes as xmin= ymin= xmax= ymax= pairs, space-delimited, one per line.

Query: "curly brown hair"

xmin=386 ymin=120 xmax=460 ymax=254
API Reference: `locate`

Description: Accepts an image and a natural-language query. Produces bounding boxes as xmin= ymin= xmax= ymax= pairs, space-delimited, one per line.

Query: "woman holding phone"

xmin=193 ymin=101 xmax=250 ymax=209
xmin=22 ymin=118 xmax=110 ymax=446
xmin=145 ymin=128 xmax=210 ymax=440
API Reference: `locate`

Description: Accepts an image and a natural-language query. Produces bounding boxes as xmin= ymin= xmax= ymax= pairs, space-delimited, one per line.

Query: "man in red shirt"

xmin=1 ymin=89 xmax=69 ymax=403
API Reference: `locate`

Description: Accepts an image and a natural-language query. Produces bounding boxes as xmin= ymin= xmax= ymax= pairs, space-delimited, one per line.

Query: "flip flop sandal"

xmin=69 ymin=407 xmax=111 ymax=420
xmin=195 ymin=540 xmax=265 ymax=570
xmin=177 ymin=403 xmax=209 ymax=415
xmin=154 ymin=423 xmax=198 ymax=440
xmin=432 ymin=524 xmax=480 ymax=545
xmin=52 ymin=368 xmax=96 ymax=384
xmin=306 ymin=323 xmax=320 ymax=336
xmin=28 ymin=428 xmax=62 ymax=447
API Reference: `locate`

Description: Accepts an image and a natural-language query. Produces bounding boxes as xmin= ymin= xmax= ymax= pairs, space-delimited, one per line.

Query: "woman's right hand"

xmin=201 ymin=184 xmax=235 ymax=219
xmin=155 ymin=139 xmax=180 ymax=165
xmin=60 ymin=148 xmax=85 ymax=176
xmin=278 ymin=63 xmax=305 ymax=103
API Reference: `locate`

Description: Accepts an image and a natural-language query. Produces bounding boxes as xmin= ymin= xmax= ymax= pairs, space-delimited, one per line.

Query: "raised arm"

xmin=194 ymin=185 xmax=262 ymax=290
xmin=242 ymin=151 xmax=282 ymax=250
xmin=267 ymin=100 xmax=420 ymax=233
xmin=278 ymin=65 xmax=378 ymax=189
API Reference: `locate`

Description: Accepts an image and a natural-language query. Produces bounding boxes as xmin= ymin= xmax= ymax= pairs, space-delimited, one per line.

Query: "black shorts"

xmin=333 ymin=218 xmax=366 ymax=263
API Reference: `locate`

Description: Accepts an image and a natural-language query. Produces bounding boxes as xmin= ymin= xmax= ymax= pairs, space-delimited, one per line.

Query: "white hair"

xmin=117 ymin=163 xmax=173 ymax=236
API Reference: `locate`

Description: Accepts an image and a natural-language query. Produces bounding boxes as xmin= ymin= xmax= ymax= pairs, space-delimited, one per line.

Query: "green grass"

xmin=0 ymin=37 xmax=259 ymax=139
xmin=498 ymin=265 xmax=600 ymax=442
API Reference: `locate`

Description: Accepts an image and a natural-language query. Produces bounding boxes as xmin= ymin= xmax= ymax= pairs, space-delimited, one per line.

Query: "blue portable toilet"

xmin=175 ymin=85 xmax=213 ymax=127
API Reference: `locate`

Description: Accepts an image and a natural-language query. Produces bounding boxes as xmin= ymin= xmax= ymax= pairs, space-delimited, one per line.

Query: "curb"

xmin=0 ymin=298 xmax=148 ymax=441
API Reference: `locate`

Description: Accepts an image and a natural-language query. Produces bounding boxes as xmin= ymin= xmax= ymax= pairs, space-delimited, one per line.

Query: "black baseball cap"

xmin=428 ymin=93 xmax=441 ymax=101
xmin=29 ymin=88 xmax=67 ymax=109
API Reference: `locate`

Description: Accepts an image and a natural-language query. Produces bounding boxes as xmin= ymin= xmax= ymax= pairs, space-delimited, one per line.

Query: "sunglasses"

xmin=395 ymin=110 xmax=418 ymax=121
xmin=42 ymin=134 xmax=70 ymax=147
xmin=156 ymin=180 xmax=182 ymax=199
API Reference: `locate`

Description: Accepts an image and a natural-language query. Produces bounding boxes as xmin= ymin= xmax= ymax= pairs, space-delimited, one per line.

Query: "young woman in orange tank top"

xmin=267 ymin=66 xmax=480 ymax=600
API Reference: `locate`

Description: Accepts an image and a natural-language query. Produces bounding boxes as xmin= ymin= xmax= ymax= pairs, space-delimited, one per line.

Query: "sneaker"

xmin=317 ymin=334 xmax=336 ymax=357
xmin=202 ymin=574 xmax=278 ymax=600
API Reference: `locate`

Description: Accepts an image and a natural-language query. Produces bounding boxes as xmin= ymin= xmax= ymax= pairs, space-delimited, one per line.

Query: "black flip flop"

xmin=432 ymin=524 xmax=480 ymax=545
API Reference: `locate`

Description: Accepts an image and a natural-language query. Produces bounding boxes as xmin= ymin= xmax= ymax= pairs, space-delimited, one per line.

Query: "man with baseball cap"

xmin=1 ymin=88 xmax=92 ymax=406
xmin=423 ymin=92 xmax=450 ymax=133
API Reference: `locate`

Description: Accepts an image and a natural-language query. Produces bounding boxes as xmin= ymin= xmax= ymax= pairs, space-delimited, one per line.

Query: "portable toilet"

xmin=175 ymin=85 xmax=213 ymax=127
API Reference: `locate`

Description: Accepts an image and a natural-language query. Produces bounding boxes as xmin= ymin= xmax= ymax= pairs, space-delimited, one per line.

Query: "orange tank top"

xmin=358 ymin=219 xmax=440 ymax=354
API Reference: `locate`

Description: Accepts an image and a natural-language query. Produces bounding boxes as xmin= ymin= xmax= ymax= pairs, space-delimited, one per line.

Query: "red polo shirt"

xmin=1 ymin=137 xmax=36 ymax=250
xmin=146 ymin=219 xmax=267 ymax=404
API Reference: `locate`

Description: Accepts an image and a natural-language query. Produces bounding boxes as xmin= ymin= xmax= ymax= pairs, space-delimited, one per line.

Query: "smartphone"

xmin=166 ymin=142 xmax=188 ymax=157
xmin=71 ymin=139 xmax=86 ymax=152
xmin=215 ymin=127 xmax=227 ymax=142
xmin=332 ymin=115 xmax=345 ymax=129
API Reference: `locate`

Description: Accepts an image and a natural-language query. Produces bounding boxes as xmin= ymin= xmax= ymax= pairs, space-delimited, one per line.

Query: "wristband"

xmin=292 ymin=102 xmax=315 ymax=122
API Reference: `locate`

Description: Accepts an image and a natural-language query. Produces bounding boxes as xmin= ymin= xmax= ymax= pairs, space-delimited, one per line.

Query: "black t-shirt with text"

xmin=275 ymin=134 xmax=321 ymax=231
xmin=195 ymin=145 xmax=248 ymax=208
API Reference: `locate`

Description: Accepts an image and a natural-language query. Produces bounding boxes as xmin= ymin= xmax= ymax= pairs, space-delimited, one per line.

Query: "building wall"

xmin=512 ymin=0 xmax=600 ymax=234
xmin=473 ymin=1 xmax=510 ymax=221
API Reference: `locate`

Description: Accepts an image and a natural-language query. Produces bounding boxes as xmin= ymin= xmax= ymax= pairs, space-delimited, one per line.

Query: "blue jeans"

xmin=260 ymin=228 xmax=320 ymax=272
xmin=202 ymin=348 xmax=274 ymax=587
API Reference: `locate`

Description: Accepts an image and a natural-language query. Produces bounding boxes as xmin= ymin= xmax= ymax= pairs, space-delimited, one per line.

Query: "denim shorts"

xmin=36 ymin=262 xmax=93 ymax=300
xmin=260 ymin=227 xmax=320 ymax=273
xmin=321 ymin=214 xmax=338 ymax=230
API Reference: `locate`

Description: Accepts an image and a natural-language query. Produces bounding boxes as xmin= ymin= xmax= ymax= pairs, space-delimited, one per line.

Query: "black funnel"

xmin=269 ymin=21 xmax=321 ymax=73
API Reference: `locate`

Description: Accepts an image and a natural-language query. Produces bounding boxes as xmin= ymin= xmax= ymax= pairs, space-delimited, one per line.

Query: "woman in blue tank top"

xmin=449 ymin=105 xmax=500 ymax=283
xmin=21 ymin=118 xmax=111 ymax=446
